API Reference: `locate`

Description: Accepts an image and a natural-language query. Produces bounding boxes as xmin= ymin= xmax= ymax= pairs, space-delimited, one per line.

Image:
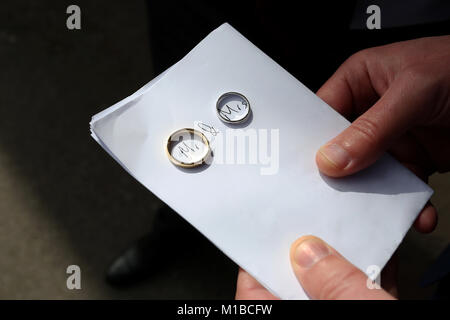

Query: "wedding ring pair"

xmin=166 ymin=92 xmax=251 ymax=168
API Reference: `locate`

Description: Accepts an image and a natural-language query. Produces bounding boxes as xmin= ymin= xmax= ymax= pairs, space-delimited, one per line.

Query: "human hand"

xmin=235 ymin=236 xmax=395 ymax=300
xmin=316 ymin=35 xmax=450 ymax=233
xmin=237 ymin=37 xmax=450 ymax=300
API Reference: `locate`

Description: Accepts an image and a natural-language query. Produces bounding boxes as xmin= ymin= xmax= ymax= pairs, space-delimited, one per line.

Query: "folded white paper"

xmin=90 ymin=23 xmax=432 ymax=299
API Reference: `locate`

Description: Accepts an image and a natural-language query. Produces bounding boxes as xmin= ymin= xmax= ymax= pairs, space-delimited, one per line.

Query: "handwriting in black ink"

xmin=177 ymin=141 xmax=199 ymax=159
xmin=197 ymin=122 xmax=219 ymax=136
xmin=220 ymin=105 xmax=239 ymax=121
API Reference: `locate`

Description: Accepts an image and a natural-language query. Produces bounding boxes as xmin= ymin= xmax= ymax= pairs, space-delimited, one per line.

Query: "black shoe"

xmin=105 ymin=205 xmax=201 ymax=286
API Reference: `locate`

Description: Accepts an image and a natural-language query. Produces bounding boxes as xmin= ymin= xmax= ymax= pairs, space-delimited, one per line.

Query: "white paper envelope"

xmin=90 ymin=23 xmax=432 ymax=299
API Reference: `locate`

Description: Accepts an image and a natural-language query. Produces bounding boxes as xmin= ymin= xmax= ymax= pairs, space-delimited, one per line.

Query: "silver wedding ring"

xmin=216 ymin=92 xmax=251 ymax=124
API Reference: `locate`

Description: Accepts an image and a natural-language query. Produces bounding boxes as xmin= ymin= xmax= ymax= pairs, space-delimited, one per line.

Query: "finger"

xmin=413 ymin=202 xmax=438 ymax=233
xmin=290 ymin=236 xmax=394 ymax=300
xmin=317 ymin=71 xmax=435 ymax=177
xmin=316 ymin=50 xmax=380 ymax=119
xmin=396 ymin=161 xmax=437 ymax=233
xmin=235 ymin=268 xmax=279 ymax=300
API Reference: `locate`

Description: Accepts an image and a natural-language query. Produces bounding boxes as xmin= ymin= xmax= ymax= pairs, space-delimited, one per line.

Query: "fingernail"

xmin=293 ymin=238 xmax=330 ymax=269
xmin=318 ymin=143 xmax=351 ymax=169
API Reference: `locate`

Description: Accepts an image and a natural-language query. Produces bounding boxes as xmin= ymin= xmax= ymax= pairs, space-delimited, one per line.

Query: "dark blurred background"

xmin=0 ymin=0 xmax=449 ymax=299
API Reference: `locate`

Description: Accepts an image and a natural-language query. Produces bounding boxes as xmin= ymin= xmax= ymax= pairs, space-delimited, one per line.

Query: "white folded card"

xmin=90 ymin=23 xmax=432 ymax=299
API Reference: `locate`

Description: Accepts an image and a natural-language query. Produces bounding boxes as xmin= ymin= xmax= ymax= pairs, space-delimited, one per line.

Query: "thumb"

xmin=290 ymin=236 xmax=394 ymax=300
xmin=316 ymin=71 xmax=432 ymax=177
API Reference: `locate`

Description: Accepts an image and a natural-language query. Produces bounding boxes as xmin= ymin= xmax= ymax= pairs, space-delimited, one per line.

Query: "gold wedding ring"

xmin=166 ymin=128 xmax=211 ymax=168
